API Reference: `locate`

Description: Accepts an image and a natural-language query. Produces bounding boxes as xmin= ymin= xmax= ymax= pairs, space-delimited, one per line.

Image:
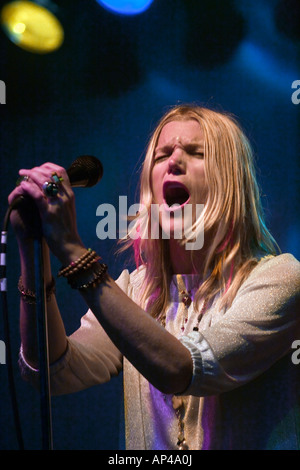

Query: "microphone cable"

xmin=1 ymin=202 xmax=24 ymax=450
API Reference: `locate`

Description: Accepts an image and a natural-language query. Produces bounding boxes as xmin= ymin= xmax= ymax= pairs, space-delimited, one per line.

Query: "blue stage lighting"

xmin=97 ymin=0 xmax=153 ymax=15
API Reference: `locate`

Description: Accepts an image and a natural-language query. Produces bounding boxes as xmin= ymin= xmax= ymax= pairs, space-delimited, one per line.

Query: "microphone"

xmin=10 ymin=155 xmax=103 ymax=210
xmin=67 ymin=155 xmax=103 ymax=188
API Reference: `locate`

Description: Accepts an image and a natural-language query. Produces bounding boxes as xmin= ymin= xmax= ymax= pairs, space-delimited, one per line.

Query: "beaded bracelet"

xmin=58 ymin=248 xmax=108 ymax=290
xmin=67 ymin=261 xmax=108 ymax=290
xmin=58 ymin=248 xmax=99 ymax=278
xmin=18 ymin=276 xmax=56 ymax=304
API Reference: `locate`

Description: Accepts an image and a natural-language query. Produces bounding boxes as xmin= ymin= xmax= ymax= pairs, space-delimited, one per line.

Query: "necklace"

xmin=159 ymin=274 xmax=209 ymax=450
xmin=177 ymin=274 xmax=192 ymax=333
xmin=159 ymin=274 xmax=208 ymax=332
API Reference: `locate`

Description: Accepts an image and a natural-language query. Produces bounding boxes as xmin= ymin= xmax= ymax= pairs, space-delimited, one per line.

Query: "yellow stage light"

xmin=1 ymin=1 xmax=64 ymax=54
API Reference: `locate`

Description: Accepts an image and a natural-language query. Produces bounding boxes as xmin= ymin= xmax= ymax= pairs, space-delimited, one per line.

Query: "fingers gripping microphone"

xmin=67 ymin=155 xmax=103 ymax=188
xmin=9 ymin=155 xmax=103 ymax=210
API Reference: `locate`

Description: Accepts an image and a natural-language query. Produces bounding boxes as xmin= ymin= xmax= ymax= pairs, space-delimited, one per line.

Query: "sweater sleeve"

xmin=178 ymin=254 xmax=300 ymax=397
xmin=19 ymin=269 xmax=131 ymax=395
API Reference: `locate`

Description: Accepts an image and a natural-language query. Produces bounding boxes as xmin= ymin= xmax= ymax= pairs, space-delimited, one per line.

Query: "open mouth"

xmin=163 ymin=181 xmax=190 ymax=209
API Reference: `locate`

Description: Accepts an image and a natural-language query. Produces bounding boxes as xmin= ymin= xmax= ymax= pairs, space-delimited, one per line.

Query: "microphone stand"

xmin=34 ymin=237 xmax=53 ymax=450
xmin=3 ymin=195 xmax=53 ymax=450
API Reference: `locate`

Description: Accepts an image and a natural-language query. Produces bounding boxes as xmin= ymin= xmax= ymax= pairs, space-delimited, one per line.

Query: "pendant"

xmin=178 ymin=441 xmax=189 ymax=450
xmin=181 ymin=291 xmax=192 ymax=307
xmin=172 ymin=396 xmax=183 ymax=410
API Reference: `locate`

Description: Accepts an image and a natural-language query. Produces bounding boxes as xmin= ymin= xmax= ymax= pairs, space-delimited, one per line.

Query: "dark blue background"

xmin=0 ymin=0 xmax=299 ymax=450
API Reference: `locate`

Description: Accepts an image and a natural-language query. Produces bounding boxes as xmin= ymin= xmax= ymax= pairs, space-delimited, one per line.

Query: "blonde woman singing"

xmin=9 ymin=105 xmax=300 ymax=450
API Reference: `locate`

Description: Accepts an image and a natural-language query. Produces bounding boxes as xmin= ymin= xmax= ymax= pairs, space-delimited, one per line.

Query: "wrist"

xmin=18 ymin=275 xmax=56 ymax=304
xmin=58 ymin=248 xmax=108 ymax=291
xmin=56 ymin=243 xmax=87 ymax=267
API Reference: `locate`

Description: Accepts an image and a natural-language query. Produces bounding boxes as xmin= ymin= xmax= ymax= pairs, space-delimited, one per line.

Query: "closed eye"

xmin=153 ymin=144 xmax=204 ymax=163
xmin=154 ymin=154 xmax=170 ymax=164
xmin=192 ymin=152 xmax=204 ymax=158
xmin=185 ymin=145 xmax=204 ymax=158
xmin=196 ymin=153 xmax=204 ymax=159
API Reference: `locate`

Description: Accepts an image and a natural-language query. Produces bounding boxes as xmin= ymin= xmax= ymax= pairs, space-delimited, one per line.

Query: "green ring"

xmin=43 ymin=181 xmax=59 ymax=197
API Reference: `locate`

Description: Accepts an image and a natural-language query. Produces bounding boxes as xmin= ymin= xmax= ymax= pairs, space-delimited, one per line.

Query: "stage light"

xmin=97 ymin=0 xmax=153 ymax=15
xmin=1 ymin=1 xmax=64 ymax=54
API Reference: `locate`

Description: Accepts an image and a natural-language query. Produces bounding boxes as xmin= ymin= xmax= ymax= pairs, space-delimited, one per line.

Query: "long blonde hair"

xmin=121 ymin=104 xmax=279 ymax=317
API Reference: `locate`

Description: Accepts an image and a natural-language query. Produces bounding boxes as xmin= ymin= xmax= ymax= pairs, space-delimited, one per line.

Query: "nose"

xmin=168 ymin=147 xmax=185 ymax=175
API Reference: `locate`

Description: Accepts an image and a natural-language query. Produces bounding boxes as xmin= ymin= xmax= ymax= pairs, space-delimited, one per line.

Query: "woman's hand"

xmin=8 ymin=162 xmax=85 ymax=264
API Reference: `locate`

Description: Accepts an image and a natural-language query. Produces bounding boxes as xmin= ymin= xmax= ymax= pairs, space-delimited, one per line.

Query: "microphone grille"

xmin=71 ymin=155 xmax=103 ymax=187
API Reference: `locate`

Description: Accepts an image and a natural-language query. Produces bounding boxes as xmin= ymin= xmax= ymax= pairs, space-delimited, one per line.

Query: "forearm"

xmin=19 ymin=239 xmax=67 ymax=368
xmin=71 ymin=264 xmax=193 ymax=395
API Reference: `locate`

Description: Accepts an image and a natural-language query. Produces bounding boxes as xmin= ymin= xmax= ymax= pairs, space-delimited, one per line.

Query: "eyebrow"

xmin=154 ymin=140 xmax=204 ymax=155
